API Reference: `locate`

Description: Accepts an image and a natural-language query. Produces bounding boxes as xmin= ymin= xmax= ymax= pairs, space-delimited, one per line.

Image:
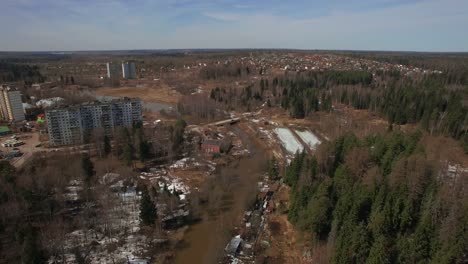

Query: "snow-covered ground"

xmin=48 ymin=155 xmax=216 ymax=264
xmin=168 ymin=157 xmax=216 ymax=172
xmin=64 ymin=180 xmax=83 ymax=202
xmin=274 ymin=128 xmax=304 ymax=154
xmin=169 ymin=157 xmax=193 ymax=170
xmin=441 ymin=162 xmax=468 ymax=182
xmin=49 ymin=187 xmax=147 ymax=264
xmin=140 ymin=170 xmax=191 ymax=200
xmin=295 ymin=130 xmax=321 ymax=149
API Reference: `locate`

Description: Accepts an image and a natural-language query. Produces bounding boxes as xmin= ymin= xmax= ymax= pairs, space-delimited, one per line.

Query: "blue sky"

xmin=1 ymin=0 xmax=467 ymax=51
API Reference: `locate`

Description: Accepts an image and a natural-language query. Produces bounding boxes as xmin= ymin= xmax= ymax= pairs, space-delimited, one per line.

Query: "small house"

xmin=225 ymin=235 xmax=243 ymax=256
xmin=201 ymin=139 xmax=230 ymax=154
xmin=0 ymin=126 xmax=11 ymax=137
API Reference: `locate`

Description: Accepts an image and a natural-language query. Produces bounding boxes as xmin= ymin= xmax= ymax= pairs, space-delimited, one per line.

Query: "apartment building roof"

xmin=0 ymin=84 xmax=19 ymax=91
xmin=0 ymin=126 xmax=11 ymax=134
xmin=45 ymin=97 xmax=141 ymax=111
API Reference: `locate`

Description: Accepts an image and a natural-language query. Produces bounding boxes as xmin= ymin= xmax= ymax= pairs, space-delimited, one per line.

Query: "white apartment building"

xmin=46 ymin=98 xmax=142 ymax=146
xmin=0 ymin=85 xmax=25 ymax=122
xmin=122 ymin=61 xmax=137 ymax=79
xmin=46 ymin=107 xmax=82 ymax=146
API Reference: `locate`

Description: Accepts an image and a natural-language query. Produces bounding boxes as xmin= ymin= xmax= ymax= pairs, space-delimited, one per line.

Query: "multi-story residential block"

xmin=106 ymin=62 xmax=119 ymax=79
xmin=46 ymin=107 xmax=82 ymax=146
xmin=0 ymin=85 xmax=25 ymax=122
xmin=45 ymin=98 xmax=142 ymax=146
xmin=122 ymin=61 xmax=137 ymax=79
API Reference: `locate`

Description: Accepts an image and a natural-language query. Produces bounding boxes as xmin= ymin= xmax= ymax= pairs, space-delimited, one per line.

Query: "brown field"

xmin=262 ymin=185 xmax=310 ymax=264
xmin=96 ymin=85 xmax=182 ymax=104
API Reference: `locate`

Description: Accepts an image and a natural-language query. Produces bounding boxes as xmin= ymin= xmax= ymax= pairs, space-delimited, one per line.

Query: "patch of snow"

xmin=169 ymin=157 xmax=192 ymax=169
xmin=49 ymin=184 xmax=146 ymax=264
xmin=191 ymin=87 xmax=203 ymax=95
xmin=64 ymin=180 xmax=83 ymax=201
xmin=295 ymin=130 xmax=321 ymax=149
xmin=274 ymin=128 xmax=304 ymax=154
xmin=232 ymin=149 xmax=250 ymax=157
xmin=101 ymin=172 xmax=120 ymax=184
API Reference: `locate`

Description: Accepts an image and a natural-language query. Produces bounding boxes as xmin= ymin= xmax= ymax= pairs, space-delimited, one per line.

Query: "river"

xmin=174 ymin=125 xmax=266 ymax=264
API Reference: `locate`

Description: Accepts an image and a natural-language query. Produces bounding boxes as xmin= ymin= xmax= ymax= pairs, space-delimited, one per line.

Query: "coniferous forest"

xmin=275 ymin=71 xmax=467 ymax=147
xmin=201 ymin=56 xmax=468 ymax=263
xmin=284 ymin=132 xmax=467 ymax=263
xmin=209 ymin=66 xmax=468 ymax=151
xmin=0 ymin=62 xmax=45 ymax=84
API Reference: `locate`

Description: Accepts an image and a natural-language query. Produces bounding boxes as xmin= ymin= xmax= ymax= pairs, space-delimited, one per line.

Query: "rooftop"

xmin=0 ymin=126 xmax=11 ymax=133
xmin=45 ymin=97 xmax=141 ymax=112
xmin=0 ymin=84 xmax=19 ymax=91
xmin=225 ymin=235 xmax=243 ymax=255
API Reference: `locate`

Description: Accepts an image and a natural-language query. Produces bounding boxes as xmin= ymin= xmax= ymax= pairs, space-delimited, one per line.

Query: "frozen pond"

xmin=274 ymin=128 xmax=304 ymax=154
xmin=295 ymin=130 xmax=321 ymax=149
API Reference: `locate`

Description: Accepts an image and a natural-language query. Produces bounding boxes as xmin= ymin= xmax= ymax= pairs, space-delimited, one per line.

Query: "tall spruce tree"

xmin=81 ymin=154 xmax=94 ymax=184
xmin=103 ymin=135 xmax=111 ymax=156
xmin=140 ymin=187 xmax=157 ymax=226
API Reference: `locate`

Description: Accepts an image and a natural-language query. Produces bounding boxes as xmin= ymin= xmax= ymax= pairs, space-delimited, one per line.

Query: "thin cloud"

xmin=0 ymin=0 xmax=467 ymax=51
xmin=202 ymin=12 xmax=244 ymax=22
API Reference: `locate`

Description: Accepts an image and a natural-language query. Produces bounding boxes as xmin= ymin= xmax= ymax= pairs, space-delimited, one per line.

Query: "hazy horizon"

xmin=2 ymin=49 xmax=468 ymax=54
xmin=1 ymin=0 xmax=468 ymax=52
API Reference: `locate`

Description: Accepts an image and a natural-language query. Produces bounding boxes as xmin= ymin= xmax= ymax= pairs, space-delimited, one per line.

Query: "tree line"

xmin=347 ymin=52 xmax=468 ymax=85
xmin=333 ymin=73 xmax=468 ymax=151
xmin=199 ymin=64 xmax=254 ymax=80
xmin=210 ymin=69 xmax=467 ymax=151
xmin=284 ymin=131 xmax=467 ymax=263
xmin=0 ymin=62 xmax=45 ymax=84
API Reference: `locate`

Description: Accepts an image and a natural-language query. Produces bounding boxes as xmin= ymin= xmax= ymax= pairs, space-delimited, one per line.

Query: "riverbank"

xmin=173 ymin=124 xmax=267 ymax=263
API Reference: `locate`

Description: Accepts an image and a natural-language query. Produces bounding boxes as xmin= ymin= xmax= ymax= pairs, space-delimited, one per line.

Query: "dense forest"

xmin=275 ymin=71 xmax=466 ymax=131
xmin=274 ymin=70 xmax=467 ymax=150
xmin=209 ymin=66 xmax=468 ymax=151
xmin=284 ymin=132 xmax=467 ymax=263
xmin=199 ymin=64 xmax=255 ymax=80
xmin=0 ymin=62 xmax=45 ymax=84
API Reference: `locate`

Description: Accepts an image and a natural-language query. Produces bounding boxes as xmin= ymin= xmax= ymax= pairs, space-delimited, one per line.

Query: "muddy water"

xmin=174 ymin=126 xmax=266 ymax=264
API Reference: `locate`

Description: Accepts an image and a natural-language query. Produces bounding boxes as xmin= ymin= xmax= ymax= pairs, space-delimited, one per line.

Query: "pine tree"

xmin=140 ymin=187 xmax=157 ymax=226
xmin=267 ymin=158 xmax=279 ymax=180
xmin=462 ymin=133 xmax=468 ymax=154
xmin=366 ymin=235 xmax=390 ymax=264
xmin=0 ymin=160 xmax=16 ymax=185
xmin=172 ymin=119 xmax=187 ymax=155
xmin=123 ymin=143 xmax=134 ymax=166
xmin=21 ymin=226 xmax=45 ymax=264
xmin=81 ymin=154 xmax=94 ymax=184
xmin=103 ymin=135 xmax=111 ymax=156
xmin=139 ymin=141 xmax=151 ymax=162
